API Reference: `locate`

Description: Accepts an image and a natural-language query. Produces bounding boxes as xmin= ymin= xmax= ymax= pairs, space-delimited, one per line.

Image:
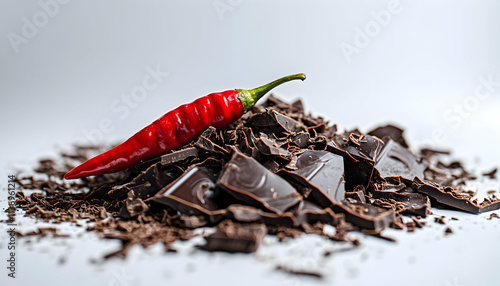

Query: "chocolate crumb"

xmin=275 ymin=265 xmax=323 ymax=278
xmin=487 ymin=213 xmax=499 ymax=220
xmin=434 ymin=216 xmax=446 ymax=224
xmin=482 ymin=168 xmax=497 ymax=179
xmin=405 ymin=221 xmax=416 ymax=232
xmin=444 ymin=227 xmax=453 ymax=235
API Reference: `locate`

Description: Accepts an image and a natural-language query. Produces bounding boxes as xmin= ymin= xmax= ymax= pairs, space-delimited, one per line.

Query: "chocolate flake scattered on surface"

xmin=487 ymin=213 xmax=499 ymax=220
xmin=434 ymin=216 xmax=446 ymax=224
xmin=275 ymin=265 xmax=323 ymax=279
xmin=482 ymin=168 xmax=497 ymax=179
xmin=444 ymin=227 xmax=453 ymax=235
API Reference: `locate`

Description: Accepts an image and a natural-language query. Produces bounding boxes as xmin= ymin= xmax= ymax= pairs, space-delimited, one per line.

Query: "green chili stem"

xmin=237 ymin=73 xmax=306 ymax=113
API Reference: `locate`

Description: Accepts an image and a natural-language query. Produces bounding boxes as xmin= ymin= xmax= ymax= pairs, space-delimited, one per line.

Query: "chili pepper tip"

xmin=237 ymin=73 xmax=306 ymax=113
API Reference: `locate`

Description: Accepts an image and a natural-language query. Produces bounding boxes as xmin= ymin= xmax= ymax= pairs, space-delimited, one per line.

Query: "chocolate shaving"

xmin=414 ymin=177 xmax=500 ymax=214
xmin=275 ymin=265 xmax=323 ymax=279
xmin=482 ymin=168 xmax=498 ymax=179
xmin=487 ymin=213 xmax=499 ymax=220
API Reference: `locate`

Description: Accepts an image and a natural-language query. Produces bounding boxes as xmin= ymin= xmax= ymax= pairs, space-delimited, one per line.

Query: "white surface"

xmin=1 ymin=1 xmax=500 ymax=285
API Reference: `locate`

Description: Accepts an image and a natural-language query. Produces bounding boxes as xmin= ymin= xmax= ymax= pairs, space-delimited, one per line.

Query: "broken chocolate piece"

xmin=256 ymin=134 xmax=290 ymax=157
xmin=375 ymin=140 xmax=426 ymax=180
xmin=198 ymin=220 xmax=266 ymax=253
xmin=108 ymin=163 xmax=174 ymax=200
xmin=330 ymin=201 xmax=395 ymax=231
xmin=248 ymin=109 xmax=305 ymax=134
xmin=373 ymin=181 xmax=431 ymax=217
xmin=414 ymin=177 xmax=500 ymax=214
xmin=326 ymin=133 xmax=383 ymax=190
xmin=332 ymin=132 xmax=384 ymax=160
xmin=280 ymin=150 xmax=345 ymax=205
xmin=218 ymin=152 xmax=302 ymax=214
xmin=263 ymin=95 xmax=301 ymax=113
xmin=195 ymin=135 xmax=230 ymax=155
xmin=294 ymin=200 xmax=344 ymax=225
xmin=290 ymin=132 xmax=310 ymax=148
xmin=153 ymin=167 xmax=225 ymax=218
xmin=160 ymin=147 xmax=198 ymax=165
xmin=225 ymin=205 xmax=295 ymax=227
xmin=344 ymin=186 xmax=366 ymax=203
xmin=368 ymin=125 xmax=409 ymax=148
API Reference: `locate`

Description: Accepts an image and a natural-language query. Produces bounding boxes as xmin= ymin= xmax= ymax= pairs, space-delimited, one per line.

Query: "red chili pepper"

xmin=64 ymin=74 xmax=306 ymax=179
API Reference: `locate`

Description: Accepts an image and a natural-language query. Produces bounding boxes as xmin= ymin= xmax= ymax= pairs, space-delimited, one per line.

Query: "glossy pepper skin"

xmin=64 ymin=73 xmax=306 ymax=180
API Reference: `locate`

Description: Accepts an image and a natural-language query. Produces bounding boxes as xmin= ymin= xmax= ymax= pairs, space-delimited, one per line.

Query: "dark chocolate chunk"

xmin=325 ymin=133 xmax=384 ymax=190
xmin=236 ymin=127 xmax=260 ymax=159
xmin=160 ymin=147 xmax=198 ymax=165
xmin=368 ymin=125 xmax=409 ymax=148
xmin=375 ymin=140 xmax=426 ymax=180
xmin=344 ymin=188 xmax=366 ymax=203
xmin=373 ymin=182 xmax=431 ymax=217
xmin=263 ymin=95 xmax=305 ymax=115
xmin=108 ymin=163 xmax=174 ymax=200
xmin=198 ymin=220 xmax=266 ymax=253
xmin=290 ymin=132 xmax=310 ymax=148
xmin=225 ymin=205 xmax=295 ymax=227
xmin=294 ymin=200 xmax=344 ymax=225
xmin=308 ymin=124 xmax=327 ymax=138
xmin=153 ymin=167 xmax=225 ymax=217
xmin=423 ymin=167 xmax=455 ymax=187
xmin=326 ymin=143 xmax=374 ymax=190
xmin=217 ymin=152 xmax=302 ymax=214
xmin=248 ymin=109 xmax=305 ymax=134
xmin=263 ymin=159 xmax=281 ymax=173
xmin=256 ymin=134 xmax=290 ymax=157
xmin=330 ymin=201 xmax=395 ymax=231
xmin=332 ymin=132 xmax=384 ymax=160
xmin=195 ymin=135 xmax=230 ymax=155
xmin=280 ymin=150 xmax=345 ymax=205
xmin=414 ymin=177 xmax=500 ymax=214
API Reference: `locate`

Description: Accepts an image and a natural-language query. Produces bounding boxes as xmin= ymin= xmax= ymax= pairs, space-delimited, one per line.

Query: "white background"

xmin=1 ymin=1 xmax=500 ymax=286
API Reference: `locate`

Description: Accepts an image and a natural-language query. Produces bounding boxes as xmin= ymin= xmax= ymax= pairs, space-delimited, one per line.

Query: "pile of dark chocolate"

xmin=14 ymin=95 xmax=500 ymax=259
